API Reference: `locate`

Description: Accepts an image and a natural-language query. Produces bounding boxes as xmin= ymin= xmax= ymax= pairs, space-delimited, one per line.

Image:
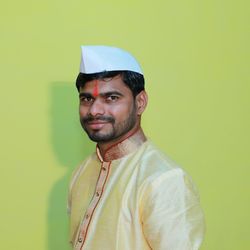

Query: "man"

xmin=68 ymin=45 xmax=205 ymax=250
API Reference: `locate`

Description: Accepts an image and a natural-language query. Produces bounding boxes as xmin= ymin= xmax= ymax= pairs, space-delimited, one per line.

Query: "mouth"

xmin=86 ymin=121 xmax=110 ymax=130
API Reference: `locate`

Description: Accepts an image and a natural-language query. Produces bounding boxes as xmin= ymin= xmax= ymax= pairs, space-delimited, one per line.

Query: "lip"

xmin=86 ymin=121 xmax=109 ymax=130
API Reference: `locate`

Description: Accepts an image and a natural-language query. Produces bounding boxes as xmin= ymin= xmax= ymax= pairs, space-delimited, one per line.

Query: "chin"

xmin=87 ymin=131 xmax=114 ymax=143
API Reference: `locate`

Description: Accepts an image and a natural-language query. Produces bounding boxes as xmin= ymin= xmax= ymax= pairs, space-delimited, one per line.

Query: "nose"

xmin=88 ymin=99 xmax=105 ymax=117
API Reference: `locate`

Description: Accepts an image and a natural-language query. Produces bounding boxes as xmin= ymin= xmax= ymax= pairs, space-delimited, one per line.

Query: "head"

xmin=76 ymin=71 xmax=148 ymax=143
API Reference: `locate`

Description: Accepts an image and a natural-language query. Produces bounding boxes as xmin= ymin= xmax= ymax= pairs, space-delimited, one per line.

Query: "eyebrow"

xmin=79 ymin=93 xmax=92 ymax=98
xmin=79 ymin=91 xmax=124 ymax=98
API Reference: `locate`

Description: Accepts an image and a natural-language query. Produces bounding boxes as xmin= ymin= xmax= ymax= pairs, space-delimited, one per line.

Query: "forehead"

xmin=79 ymin=75 xmax=131 ymax=94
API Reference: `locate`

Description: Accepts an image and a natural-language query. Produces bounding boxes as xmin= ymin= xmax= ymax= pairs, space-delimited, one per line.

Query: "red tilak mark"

xmin=93 ymin=80 xmax=99 ymax=97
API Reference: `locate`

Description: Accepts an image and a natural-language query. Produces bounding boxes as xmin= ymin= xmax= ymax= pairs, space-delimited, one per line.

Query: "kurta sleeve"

xmin=141 ymin=168 xmax=205 ymax=250
xmin=67 ymin=162 xmax=85 ymax=215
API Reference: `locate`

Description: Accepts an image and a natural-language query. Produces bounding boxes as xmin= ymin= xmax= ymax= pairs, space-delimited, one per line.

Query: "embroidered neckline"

xmin=96 ymin=128 xmax=146 ymax=162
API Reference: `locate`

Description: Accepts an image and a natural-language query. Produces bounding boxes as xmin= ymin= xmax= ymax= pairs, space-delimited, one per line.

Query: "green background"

xmin=0 ymin=1 xmax=249 ymax=249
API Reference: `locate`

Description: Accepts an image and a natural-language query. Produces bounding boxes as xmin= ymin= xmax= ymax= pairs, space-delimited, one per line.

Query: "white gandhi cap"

xmin=79 ymin=45 xmax=143 ymax=75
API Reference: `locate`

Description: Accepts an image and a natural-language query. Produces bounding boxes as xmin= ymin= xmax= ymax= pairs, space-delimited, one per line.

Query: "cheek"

xmin=110 ymin=103 xmax=134 ymax=120
xmin=79 ymin=105 xmax=88 ymax=117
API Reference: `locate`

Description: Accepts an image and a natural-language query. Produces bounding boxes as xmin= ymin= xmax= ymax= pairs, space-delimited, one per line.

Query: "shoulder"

xmin=69 ymin=153 xmax=97 ymax=190
xmin=138 ymin=140 xmax=200 ymax=200
xmin=138 ymin=140 xmax=182 ymax=179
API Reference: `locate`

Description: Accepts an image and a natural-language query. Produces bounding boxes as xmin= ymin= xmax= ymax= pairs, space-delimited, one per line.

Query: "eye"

xmin=106 ymin=95 xmax=119 ymax=102
xmin=80 ymin=96 xmax=94 ymax=104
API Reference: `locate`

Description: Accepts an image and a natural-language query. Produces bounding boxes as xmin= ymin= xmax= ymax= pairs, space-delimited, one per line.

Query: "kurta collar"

xmin=96 ymin=128 xmax=146 ymax=162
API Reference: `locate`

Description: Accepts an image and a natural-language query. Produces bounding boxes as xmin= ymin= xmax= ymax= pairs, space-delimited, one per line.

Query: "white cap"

xmin=79 ymin=45 xmax=143 ymax=75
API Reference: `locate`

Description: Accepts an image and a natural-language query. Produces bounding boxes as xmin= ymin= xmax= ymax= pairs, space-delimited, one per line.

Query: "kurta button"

xmin=86 ymin=214 xmax=90 ymax=219
xmin=96 ymin=192 xmax=100 ymax=197
xmin=102 ymin=167 xmax=106 ymax=171
xmin=78 ymin=237 xmax=83 ymax=243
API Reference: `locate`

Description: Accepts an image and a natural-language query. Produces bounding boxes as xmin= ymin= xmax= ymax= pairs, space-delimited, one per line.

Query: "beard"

xmin=80 ymin=105 xmax=137 ymax=143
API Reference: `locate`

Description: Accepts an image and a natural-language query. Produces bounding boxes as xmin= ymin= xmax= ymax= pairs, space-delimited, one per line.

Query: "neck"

xmin=97 ymin=124 xmax=145 ymax=157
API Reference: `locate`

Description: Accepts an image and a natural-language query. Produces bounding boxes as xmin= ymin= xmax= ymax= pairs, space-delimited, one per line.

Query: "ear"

xmin=135 ymin=91 xmax=148 ymax=115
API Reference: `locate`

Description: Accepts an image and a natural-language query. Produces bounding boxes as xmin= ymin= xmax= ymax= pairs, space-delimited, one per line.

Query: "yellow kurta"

xmin=68 ymin=130 xmax=205 ymax=250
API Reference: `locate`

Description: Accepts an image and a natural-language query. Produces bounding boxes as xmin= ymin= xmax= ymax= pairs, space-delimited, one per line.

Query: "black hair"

xmin=76 ymin=71 xmax=145 ymax=97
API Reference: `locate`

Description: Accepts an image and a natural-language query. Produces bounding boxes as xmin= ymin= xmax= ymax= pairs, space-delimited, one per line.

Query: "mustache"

xmin=81 ymin=115 xmax=115 ymax=123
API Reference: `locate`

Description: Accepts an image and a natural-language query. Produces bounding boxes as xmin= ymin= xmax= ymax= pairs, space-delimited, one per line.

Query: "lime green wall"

xmin=0 ymin=1 xmax=249 ymax=249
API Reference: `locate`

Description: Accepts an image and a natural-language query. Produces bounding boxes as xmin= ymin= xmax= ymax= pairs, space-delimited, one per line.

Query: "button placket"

xmin=76 ymin=161 xmax=111 ymax=249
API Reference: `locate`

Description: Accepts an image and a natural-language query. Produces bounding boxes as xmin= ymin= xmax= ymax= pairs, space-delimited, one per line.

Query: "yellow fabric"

xmin=68 ymin=140 xmax=205 ymax=250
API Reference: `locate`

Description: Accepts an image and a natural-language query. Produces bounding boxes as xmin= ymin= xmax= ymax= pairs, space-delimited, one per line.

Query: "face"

xmin=79 ymin=75 xmax=139 ymax=143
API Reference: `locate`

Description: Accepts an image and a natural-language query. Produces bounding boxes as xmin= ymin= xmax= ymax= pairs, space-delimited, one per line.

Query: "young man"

xmin=68 ymin=45 xmax=205 ymax=250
